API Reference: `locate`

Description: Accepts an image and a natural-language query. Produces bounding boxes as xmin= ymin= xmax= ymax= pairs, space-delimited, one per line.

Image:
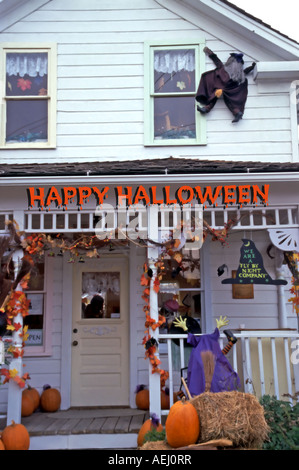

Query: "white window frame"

xmin=0 ymin=42 xmax=57 ymax=149
xmin=144 ymin=39 xmax=206 ymax=146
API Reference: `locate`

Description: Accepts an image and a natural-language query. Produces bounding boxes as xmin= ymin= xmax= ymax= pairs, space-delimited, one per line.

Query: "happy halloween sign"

xmin=27 ymin=184 xmax=270 ymax=209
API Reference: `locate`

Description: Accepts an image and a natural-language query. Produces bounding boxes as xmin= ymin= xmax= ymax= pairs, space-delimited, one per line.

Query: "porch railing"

xmin=153 ymin=330 xmax=299 ymax=417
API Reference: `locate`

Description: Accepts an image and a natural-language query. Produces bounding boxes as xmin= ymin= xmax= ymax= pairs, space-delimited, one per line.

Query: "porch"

xmin=149 ymin=329 xmax=299 ymax=420
xmin=0 ymin=407 xmax=151 ymax=450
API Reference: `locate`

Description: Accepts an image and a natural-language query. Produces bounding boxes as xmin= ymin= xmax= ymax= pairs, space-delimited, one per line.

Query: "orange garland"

xmin=141 ymin=264 xmax=169 ymax=387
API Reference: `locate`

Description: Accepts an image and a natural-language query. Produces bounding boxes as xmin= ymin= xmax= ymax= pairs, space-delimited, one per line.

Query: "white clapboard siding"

xmin=7 ymin=19 xmax=197 ymax=34
xmin=0 ymin=0 xmax=295 ymax=164
xmin=58 ymin=53 xmax=144 ymax=67
xmin=24 ymin=9 xmax=179 ymax=22
xmin=5 ymin=146 xmax=292 ymax=163
xmin=42 ymin=0 xmax=166 ymax=9
xmin=58 ymin=123 xmax=144 ymax=135
xmin=57 ymin=101 xmax=143 ymax=113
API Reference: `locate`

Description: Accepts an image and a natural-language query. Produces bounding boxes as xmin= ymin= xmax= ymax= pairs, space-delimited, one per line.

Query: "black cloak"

xmin=196 ymin=52 xmax=254 ymax=117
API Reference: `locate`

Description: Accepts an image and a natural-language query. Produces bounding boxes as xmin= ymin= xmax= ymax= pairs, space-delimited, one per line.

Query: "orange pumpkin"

xmin=1 ymin=421 xmax=30 ymax=450
xmin=165 ymin=399 xmax=200 ymax=448
xmin=40 ymin=385 xmax=61 ymax=412
xmin=21 ymin=393 xmax=35 ymax=417
xmin=135 ymin=386 xmax=149 ymax=410
xmin=137 ymin=418 xmax=163 ymax=447
xmin=23 ymin=386 xmax=40 ymax=411
xmin=0 ymin=439 xmax=5 ymax=450
xmin=161 ymin=390 xmax=170 ymax=410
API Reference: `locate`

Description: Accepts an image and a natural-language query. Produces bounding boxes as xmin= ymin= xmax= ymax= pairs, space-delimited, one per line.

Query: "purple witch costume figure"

xmin=173 ymin=315 xmax=240 ymax=397
xmin=196 ymin=47 xmax=256 ymax=123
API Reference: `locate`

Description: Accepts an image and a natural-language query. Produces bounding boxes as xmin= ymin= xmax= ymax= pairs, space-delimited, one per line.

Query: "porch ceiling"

xmin=1 ymin=157 xmax=299 ymax=178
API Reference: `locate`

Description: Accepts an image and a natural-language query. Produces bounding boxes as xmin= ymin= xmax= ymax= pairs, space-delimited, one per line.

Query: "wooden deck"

xmin=0 ymin=408 xmax=155 ymax=450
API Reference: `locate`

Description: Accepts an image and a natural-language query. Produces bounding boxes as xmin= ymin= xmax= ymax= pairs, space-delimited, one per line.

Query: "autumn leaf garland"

xmin=141 ymin=263 xmax=169 ymax=387
xmin=0 ymin=367 xmax=30 ymax=388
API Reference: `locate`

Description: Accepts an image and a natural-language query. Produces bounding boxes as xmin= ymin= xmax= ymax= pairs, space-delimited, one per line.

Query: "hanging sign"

xmin=222 ymin=239 xmax=287 ymax=285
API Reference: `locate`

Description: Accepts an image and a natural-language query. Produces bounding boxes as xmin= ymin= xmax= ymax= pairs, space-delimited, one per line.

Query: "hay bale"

xmin=140 ymin=440 xmax=171 ymax=450
xmin=190 ymin=391 xmax=269 ymax=449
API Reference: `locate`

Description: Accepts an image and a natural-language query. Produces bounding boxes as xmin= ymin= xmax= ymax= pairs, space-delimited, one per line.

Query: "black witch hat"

xmin=222 ymin=239 xmax=287 ymax=285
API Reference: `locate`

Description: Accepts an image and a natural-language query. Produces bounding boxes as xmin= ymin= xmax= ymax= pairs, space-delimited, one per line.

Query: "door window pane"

xmin=82 ymin=272 xmax=120 ymax=319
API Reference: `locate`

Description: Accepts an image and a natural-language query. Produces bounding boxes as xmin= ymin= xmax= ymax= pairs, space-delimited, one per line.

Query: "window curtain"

xmin=6 ymin=53 xmax=48 ymax=77
xmin=154 ymin=50 xmax=195 ymax=74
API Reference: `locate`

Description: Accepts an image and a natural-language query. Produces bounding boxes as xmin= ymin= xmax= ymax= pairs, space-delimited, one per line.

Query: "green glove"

xmin=216 ymin=315 xmax=229 ymax=330
xmin=172 ymin=316 xmax=188 ymax=332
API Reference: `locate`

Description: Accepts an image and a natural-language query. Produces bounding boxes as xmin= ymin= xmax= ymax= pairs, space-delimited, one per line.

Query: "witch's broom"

xmin=200 ymin=350 xmax=216 ymax=392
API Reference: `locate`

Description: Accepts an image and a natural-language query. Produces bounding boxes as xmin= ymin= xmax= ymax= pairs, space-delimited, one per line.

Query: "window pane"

xmin=154 ymin=96 xmax=196 ymax=140
xmin=154 ymin=49 xmax=195 ymax=93
xmin=82 ymin=272 xmax=120 ymax=319
xmin=6 ymin=52 xmax=48 ymax=96
xmin=6 ymin=99 xmax=48 ymax=143
xmin=24 ymin=293 xmax=44 ymax=346
xmin=27 ymin=261 xmax=45 ymax=291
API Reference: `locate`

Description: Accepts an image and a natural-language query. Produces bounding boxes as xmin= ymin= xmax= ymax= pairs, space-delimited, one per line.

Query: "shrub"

xmin=144 ymin=427 xmax=166 ymax=443
xmin=260 ymin=394 xmax=299 ymax=450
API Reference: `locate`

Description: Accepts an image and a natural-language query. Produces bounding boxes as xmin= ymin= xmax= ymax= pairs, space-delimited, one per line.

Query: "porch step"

xmin=0 ymin=408 xmax=150 ymax=450
xmin=28 ymin=433 xmax=139 ymax=450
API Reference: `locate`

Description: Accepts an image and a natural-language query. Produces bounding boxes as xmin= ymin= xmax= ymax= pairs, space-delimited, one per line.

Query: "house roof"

xmin=0 ymin=158 xmax=299 ymax=178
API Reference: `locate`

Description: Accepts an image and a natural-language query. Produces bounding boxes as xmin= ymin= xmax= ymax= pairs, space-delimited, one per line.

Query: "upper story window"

xmin=0 ymin=43 xmax=57 ymax=149
xmin=144 ymin=40 xmax=206 ymax=146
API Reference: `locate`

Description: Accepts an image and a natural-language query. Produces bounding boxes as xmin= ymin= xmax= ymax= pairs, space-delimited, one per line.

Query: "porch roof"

xmin=1 ymin=157 xmax=299 ymax=178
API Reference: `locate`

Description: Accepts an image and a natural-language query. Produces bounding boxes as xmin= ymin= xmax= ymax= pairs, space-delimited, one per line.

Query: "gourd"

xmin=22 ymin=385 xmax=40 ymax=411
xmin=0 ymin=439 xmax=5 ymax=450
xmin=137 ymin=417 xmax=163 ymax=447
xmin=21 ymin=393 xmax=35 ymax=417
xmin=165 ymin=398 xmax=200 ymax=448
xmin=1 ymin=421 xmax=30 ymax=450
xmin=40 ymin=384 xmax=61 ymax=412
xmin=135 ymin=385 xmax=149 ymax=410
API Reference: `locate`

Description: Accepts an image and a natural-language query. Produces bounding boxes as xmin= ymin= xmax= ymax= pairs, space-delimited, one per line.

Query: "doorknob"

xmin=72 ymin=340 xmax=78 ymax=346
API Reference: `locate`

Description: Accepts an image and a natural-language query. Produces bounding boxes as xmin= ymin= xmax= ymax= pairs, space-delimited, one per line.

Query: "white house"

xmin=0 ymin=0 xmax=299 ymax=431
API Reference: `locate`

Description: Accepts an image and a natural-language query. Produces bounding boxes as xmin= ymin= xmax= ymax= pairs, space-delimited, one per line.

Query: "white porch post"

xmin=275 ymin=252 xmax=288 ymax=329
xmin=6 ymin=248 xmax=24 ymax=425
xmin=147 ymin=205 xmax=161 ymax=420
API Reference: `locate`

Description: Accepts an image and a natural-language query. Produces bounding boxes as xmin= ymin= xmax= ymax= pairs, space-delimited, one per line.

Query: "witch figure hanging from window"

xmin=196 ymin=47 xmax=256 ymax=123
xmin=172 ymin=315 xmax=240 ymax=397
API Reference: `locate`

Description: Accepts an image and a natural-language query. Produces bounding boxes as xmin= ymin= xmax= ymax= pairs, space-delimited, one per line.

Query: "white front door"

xmin=71 ymin=256 xmax=129 ymax=407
